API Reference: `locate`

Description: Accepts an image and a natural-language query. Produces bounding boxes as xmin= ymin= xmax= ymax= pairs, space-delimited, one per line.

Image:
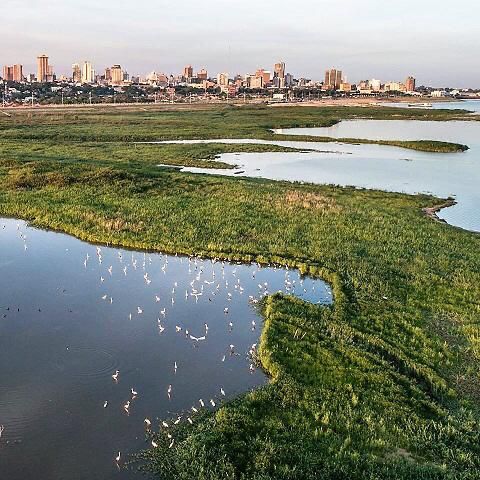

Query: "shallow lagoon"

xmin=152 ymin=120 xmax=480 ymax=232
xmin=0 ymin=218 xmax=332 ymax=479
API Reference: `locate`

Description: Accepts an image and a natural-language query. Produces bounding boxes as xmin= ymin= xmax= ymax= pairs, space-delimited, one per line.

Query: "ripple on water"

xmin=51 ymin=344 xmax=121 ymax=381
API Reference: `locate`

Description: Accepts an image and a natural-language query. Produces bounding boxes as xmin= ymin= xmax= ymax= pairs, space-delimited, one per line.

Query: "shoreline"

xmin=422 ymin=198 xmax=457 ymax=224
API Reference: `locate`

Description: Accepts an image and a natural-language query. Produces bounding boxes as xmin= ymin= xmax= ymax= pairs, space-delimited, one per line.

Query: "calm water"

xmin=151 ymin=119 xmax=480 ymax=232
xmin=387 ymin=100 xmax=480 ymax=113
xmin=0 ymin=218 xmax=332 ymax=480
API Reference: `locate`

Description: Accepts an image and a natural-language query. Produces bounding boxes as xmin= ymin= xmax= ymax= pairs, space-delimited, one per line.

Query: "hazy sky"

xmin=2 ymin=0 xmax=479 ymax=87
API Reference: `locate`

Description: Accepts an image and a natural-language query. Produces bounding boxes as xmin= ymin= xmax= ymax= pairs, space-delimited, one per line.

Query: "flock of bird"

xmin=1 ymin=221 xmax=330 ymax=472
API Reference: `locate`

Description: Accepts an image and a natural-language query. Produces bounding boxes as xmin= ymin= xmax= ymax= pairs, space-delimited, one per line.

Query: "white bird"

xmin=174 ymin=416 xmax=182 ymax=425
xmin=191 ymin=406 xmax=198 ymax=413
xmin=102 ymin=295 xmax=107 ymax=300
xmin=112 ymin=370 xmax=119 ymax=382
xmin=190 ymin=334 xmax=206 ymax=342
xmin=103 ymin=401 xmax=108 ymax=408
xmin=108 ymin=266 xmax=113 ymax=275
xmin=199 ymin=399 xmax=205 ymax=407
xmin=137 ymin=307 xmax=143 ymax=314
xmin=131 ymin=388 xmax=138 ymax=397
xmin=155 ymin=295 xmax=160 ymax=303
xmin=220 ymin=388 xmax=225 ymax=396
xmin=224 ymin=307 xmax=229 ymax=314
xmin=160 ymin=308 xmax=166 ymax=316
xmin=167 ymin=384 xmax=172 ymax=398
xmin=151 ymin=440 xmax=159 ymax=448
xmin=124 ymin=401 xmax=130 ymax=413
xmin=210 ymin=399 xmax=216 ymax=407
xmin=115 ymin=452 xmax=121 ymax=463
xmin=100 ymin=276 xmax=104 ymax=283
xmin=187 ymin=417 xmax=193 ymax=425
xmin=174 ymin=361 xmax=178 ymax=373
xmin=162 ymin=421 xmax=169 ymax=428
xmin=169 ymin=439 xmax=175 ymax=449
xmin=175 ymin=326 xmax=182 ymax=332
xmin=144 ymin=418 xmax=152 ymax=427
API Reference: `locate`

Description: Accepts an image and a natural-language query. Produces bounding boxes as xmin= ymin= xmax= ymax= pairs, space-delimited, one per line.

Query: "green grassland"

xmin=0 ymin=104 xmax=472 ymax=151
xmin=0 ymin=104 xmax=479 ymax=479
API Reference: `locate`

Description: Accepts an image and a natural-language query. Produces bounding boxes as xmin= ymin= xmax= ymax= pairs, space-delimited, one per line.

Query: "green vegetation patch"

xmin=0 ymin=105 xmax=479 ymax=479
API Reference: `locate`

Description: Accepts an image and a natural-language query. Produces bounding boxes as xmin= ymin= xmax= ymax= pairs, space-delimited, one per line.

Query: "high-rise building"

xmin=197 ymin=69 xmax=208 ymax=80
xmin=255 ymin=69 xmax=271 ymax=86
xmin=72 ymin=63 xmax=81 ymax=83
xmin=274 ymin=62 xmax=285 ymax=79
xmin=110 ymin=65 xmax=123 ymax=85
xmin=104 ymin=68 xmax=112 ymax=82
xmin=217 ymin=72 xmax=229 ymax=87
xmin=37 ymin=55 xmax=49 ymax=82
xmin=2 ymin=64 xmax=23 ymax=82
xmin=46 ymin=65 xmax=55 ymax=82
xmin=370 ymin=78 xmax=381 ymax=92
xmin=324 ymin=68 xmax=343 ymax=90
xmin=183 ymin=65 xmax=193 ymax=80
xmin=81 ymin=61 xmax=95 ymax=84
xmin=406 ymin=76 xmax=416 ymax=92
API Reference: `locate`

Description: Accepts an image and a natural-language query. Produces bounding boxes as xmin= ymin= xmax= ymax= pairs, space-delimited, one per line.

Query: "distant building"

xmin=111 ymin=65 xmax=123 ymax=85
xmin=274 ymin=61 xmax=285 ymax=79
xmin=197 ymin=69 xmax=208 ymax=80
xmin=370 ymin=78 xmax=381 ymax=92
xmin=405 ymin=76 xmax=416 ymax=92
xmin=72 ymin=63 xmax=81 ymax=83
xmin=46 ymin=65 xmax=55 ymax=82
xmin=81 ymin=61 xmax=95 ymax=84
xmin=284 ymin=73 xmax=293 ymax=88
xmin=2 ymin=64 xmax=23 ymax=82
xmin=183 ymin=65 xmax=193 ymax=80
xmin=324 ymin=68 xmax=343 ymax=90
xmin=385 ymin=81 xmax=406 ymax=92
xmin=339 ymin=82 xmax=352 ymax=92
xmin=255 ymin=69 xmax=271 ymax=86
xmin=217 ymin=72 xmax=229 ymax=87
xmin=246 ymin=74 xmax=263 ymax=89
xmin=37 ymin=54 xmax=49 ymax=82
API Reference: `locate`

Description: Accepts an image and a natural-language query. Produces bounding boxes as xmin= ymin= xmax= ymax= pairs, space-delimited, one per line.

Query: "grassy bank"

xmin=0 ymin=105 xmax=479 ymax=479
xmin=0 ymin=104 xmax=472 ymax=152
xmin=0 ymin=140 xmax=315 ymax=171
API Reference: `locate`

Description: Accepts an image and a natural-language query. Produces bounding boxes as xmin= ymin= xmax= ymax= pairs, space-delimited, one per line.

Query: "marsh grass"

xmin=0 ymin=104 xmax=479 ymax=479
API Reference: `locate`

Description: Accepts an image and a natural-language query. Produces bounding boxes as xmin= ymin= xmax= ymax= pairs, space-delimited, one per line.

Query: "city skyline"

xmin=1 ymin=0 xmax=479 ymax=87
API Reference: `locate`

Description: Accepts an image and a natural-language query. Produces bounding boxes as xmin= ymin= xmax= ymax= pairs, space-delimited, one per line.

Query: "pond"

xmin=0 ymin=218 xmax=332 ymax=480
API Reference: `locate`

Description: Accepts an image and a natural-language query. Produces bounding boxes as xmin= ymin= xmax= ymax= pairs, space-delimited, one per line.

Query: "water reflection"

xmin=0 ymin=218 xmax=331 ymax=480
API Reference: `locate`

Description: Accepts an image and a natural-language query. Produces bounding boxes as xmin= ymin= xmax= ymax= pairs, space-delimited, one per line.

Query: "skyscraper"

xmin=274 ymin=62 xmax=285 ymax=79
xmin=406 ymin=76 xmax=416 ymax=92
xmin=324 ymin=68 xmax=343 ymax=90
xmin=110 ymin=65 xmax=123 ymax=85
xmin=183 ymin=65 xmax=193 ymax=80
xmin=37 ymin=55 xmax=49 ymax=82
xmin=81 ymin=61 xmax=95 ymax=84
xmin=2 ymin=65 xmax=23 ymax=82
xmin=217 ymin=72 xmax=229 ymax=87
xmin=72 ymin=63 xmax=82 ymax=83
